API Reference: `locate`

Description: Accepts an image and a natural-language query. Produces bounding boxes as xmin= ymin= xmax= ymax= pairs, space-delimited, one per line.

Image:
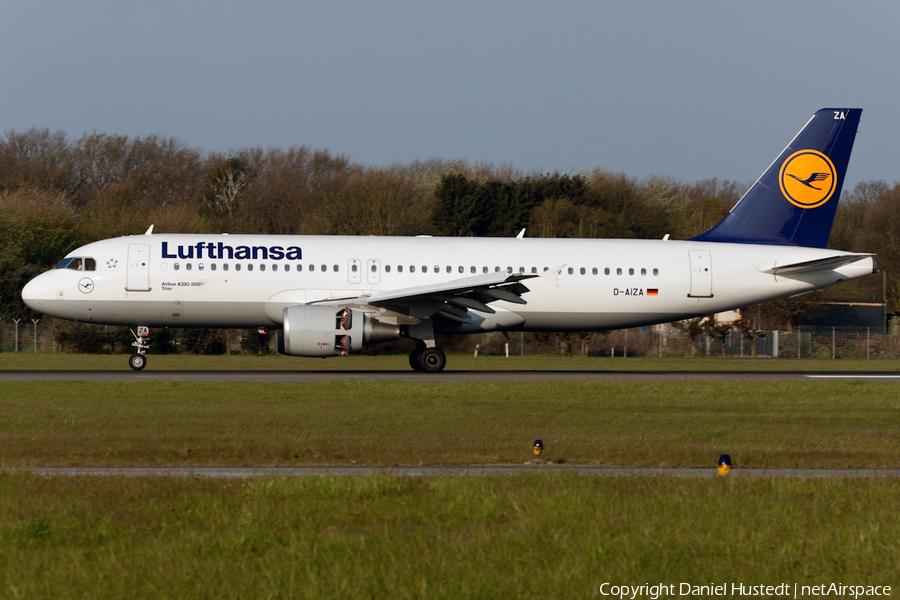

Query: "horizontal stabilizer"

xmin=759 ymin=253 xmax=874 ymax=275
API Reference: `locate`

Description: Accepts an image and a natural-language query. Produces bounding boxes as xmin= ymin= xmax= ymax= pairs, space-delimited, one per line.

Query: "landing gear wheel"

xmin=409 ymin=347 xmax=425 ymax=371
xmin=129 ymin=353 xmax=147 ymax=371
xmin=418 ymin=347 xmax=446 ymax=373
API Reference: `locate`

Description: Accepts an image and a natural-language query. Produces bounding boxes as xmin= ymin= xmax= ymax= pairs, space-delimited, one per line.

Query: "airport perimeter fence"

xmin=0 ymin=319 xmax=896 ymax=360
xmin=461 ymin=326 xmax=896 ymax=359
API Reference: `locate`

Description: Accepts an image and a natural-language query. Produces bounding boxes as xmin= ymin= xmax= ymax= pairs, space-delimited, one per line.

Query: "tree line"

xmin=1 ymin=126 xmax=897 ymax=343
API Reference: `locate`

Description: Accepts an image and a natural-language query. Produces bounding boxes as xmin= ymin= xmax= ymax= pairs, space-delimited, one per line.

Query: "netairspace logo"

xmin=598 ymin=582 xmax=891 ymax=599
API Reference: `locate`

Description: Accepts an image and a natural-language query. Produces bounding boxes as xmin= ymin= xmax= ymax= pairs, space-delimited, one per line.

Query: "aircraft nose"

xmin=21 ymin=273 xmax=52 ymax=313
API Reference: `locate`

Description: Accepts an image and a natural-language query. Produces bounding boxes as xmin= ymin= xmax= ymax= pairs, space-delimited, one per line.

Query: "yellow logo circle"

xmin=779 ymin=150 xmax=837 ymax=209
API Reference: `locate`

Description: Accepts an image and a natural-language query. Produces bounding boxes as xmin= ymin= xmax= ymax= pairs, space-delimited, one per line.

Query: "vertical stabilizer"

xmin=690 ymin=108 xmax=861 ymax=248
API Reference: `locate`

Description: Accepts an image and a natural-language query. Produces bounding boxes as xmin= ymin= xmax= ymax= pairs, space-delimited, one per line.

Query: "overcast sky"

xmin=3 ymin=1 xmax=898 ymax=190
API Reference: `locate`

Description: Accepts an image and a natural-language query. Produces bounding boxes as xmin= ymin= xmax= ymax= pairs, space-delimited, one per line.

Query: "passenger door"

xmin=688 ymin=250 xmax=712 ymax=298
xmin=126 ymin=244 xmax=151 ymax=292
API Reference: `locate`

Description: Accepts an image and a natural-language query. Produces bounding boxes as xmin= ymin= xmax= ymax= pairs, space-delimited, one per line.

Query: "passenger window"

xmin=351 ymin=264 xmax=358 ymax=272
xmin=616 ymin=268 xmax=622 ymax=275
xmin=434 ymin=266 xmax=439 ymax=273
xmin=592 ymin=267 xmax=598 ymax=275
xmin=567 ymin=267 xmax=574 ymax=275
xmin=410 ymin=266 xmax=416 ymax=273
xmin=224 ymin=264 xmax=229 ymax=271
xmin=483 ymin=267 xmax=488 ymax=273
xmin=308 ymin=264 xmax=314 ymax=272
xmin=458 ymin=266 xmax=464 ymax=274
xmin=199 ymin=263 xmax=205 ymax=271
xmin=653 ymin=268 xmax=659 ymax=276
xmin=507 ymin=267 xmax=512 ymax=273
xmin=211 ymin=263 xmax=217 ymax=271
xmin=470 ymin=266 xmax=476 ymax=274
xmin=628 ymin=268 xmax=634 ymax=275
xmin=641 ymin=268 xmax=646 ymax=276
xmin=260 ymin=264 xmax=265 ymax=272
xmin=333 ymin=265 xmax=338 ymax=272
xmin=385 ymin=265 xmax=391 ymax=273
xmin=398 ymin=265 xmax=403 ymax=273
xmin=543 ymin=267 xmax=549 ymax=272
xmin=321 ymin=265 xmax=327 ymax=272
xmin=518 ymin=267 xmax=524 ymax=273
xmin=235 ymin=264 xmax=241 ymax=271
xmin=247 ymin=264 xmax=253 ymax=272
xmin=446 ymin=266 xmax=451 ymax=273
xmin=296 ymin=265 xmax=302 ymax=272
xmin=272 ymin=264 xmax=277 ymax=272
xmin=580 ymin=267 xmax=585 ymax=275
xmin=605 ymin=268 xmax=610 ymax=275
xmin=422 ymin=266 xmax=427 ymax=273
xmin=174 ymin=263 xmax=180 ymax=271
xmin=187 ymin=263 xmax=192 ymax=271
xmin=531 ymin=267 xmax=537 ymax=274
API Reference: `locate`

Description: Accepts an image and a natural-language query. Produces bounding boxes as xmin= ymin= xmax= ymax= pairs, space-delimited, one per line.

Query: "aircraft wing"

xmin=759 ymin=253 xmax=875 ymax=276
xmin=309 ymin=271 xmax=538 ymax=323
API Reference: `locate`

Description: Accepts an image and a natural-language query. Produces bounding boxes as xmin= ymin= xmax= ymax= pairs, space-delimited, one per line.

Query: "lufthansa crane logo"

xmin=779 ymin=149 xmax=837 ymax=209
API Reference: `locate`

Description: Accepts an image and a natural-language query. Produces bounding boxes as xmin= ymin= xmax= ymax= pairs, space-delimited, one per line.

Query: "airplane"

xmin=22 ymin=108 xmax=875 ymax=372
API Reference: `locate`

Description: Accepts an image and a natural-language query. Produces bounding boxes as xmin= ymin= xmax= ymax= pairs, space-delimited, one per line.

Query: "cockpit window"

xmin=55 ymin=257 xmax=96 ymax=271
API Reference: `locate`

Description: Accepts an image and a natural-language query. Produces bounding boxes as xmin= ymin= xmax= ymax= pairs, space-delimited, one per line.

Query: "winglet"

xmin=144 ymin=225 xmax=154 ymax=235
xmin=540 ymin=264 xmax=566 ymax=287
xmin=516 ymin=228 xmax=526 ymax=239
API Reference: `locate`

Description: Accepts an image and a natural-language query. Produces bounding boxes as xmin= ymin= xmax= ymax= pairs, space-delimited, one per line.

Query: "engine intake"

xmin=276 ymin=305 xmax=399 ymax=357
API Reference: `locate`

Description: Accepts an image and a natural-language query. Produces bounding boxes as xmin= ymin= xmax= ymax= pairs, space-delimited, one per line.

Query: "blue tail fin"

xmin=690 ymin=108 xmax=861 ymax=248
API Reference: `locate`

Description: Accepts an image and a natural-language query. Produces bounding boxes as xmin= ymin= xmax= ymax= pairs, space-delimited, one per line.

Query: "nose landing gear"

xmin=129 ymin=326 xmax=150 ymax=371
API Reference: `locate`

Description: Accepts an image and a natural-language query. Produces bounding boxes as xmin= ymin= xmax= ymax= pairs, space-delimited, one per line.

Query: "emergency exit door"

xmin=126 ymin=244 xmax=151 ymax=291
xmin=688 ymin=250 xmax=712 ymax=298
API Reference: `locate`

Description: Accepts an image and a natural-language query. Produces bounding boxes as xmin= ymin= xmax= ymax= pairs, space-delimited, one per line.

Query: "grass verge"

xmin=1 ymin=473 xmax=897 ymax=598
xmin=2 ymin=380 xmax=899 ymax=468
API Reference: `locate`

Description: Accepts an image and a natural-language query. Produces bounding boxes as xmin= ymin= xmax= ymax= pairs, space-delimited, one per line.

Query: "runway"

xmin=9 ymin=465 xmax=900 ymax=478
xmin=3 ymin=369 xmax=900 ymax=382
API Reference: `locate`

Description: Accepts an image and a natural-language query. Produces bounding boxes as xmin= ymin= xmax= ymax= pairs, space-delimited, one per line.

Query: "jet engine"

xmin=276 ymin=305 xmax=399 ymax=357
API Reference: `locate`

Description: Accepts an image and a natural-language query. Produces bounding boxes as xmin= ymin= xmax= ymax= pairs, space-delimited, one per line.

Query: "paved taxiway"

xmin=4 ymin=369 xmax=900 ymax=382
xmin=9 ymin=466 xmax=900 ymax=478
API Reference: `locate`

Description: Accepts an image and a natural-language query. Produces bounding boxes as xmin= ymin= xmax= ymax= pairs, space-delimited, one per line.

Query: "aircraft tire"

xmin=418 ymin=347 xmax=446 ymax=373
xmin=129 ymin=353 xmax=147 ymax=371
xmin=409 ymin=347 xmax=425 ymax=371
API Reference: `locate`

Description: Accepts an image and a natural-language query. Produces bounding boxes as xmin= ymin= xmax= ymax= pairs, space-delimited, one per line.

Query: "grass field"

xmin=3 ymin=354 xmax=899 ymax=593
xmin=1 ymin=379 xmax=899 ymax=468
xmin=4 ymin=351 xmax=900 ymax=371
xmin=2 ymin=473 xmax=898 ymax=598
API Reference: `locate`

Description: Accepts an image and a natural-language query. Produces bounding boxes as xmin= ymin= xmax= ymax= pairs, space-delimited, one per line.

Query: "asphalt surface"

xmin=4 ymin=369 xmax=900 ymax=382
xmin=8 ymin=466 xmax=900 ymax=478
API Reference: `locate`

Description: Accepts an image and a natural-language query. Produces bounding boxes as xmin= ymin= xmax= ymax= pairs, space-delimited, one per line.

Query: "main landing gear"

xmin=409 ymin=343 xmax=446 ymax=373
xmin=129 ymin=326 xmax=150 ymax=371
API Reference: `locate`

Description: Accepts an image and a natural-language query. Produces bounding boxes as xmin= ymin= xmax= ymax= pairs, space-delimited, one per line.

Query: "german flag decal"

xmin=647 ymin=289 xmax=659 ymax=296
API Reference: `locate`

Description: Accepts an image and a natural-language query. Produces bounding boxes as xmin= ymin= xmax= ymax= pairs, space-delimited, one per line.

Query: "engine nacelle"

xmin=276 ymin=304 xmax=399 ymax=357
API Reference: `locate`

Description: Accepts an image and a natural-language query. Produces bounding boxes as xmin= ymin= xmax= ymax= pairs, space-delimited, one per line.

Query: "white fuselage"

xmin=22 ymin=234 xmax=875 ymax=332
